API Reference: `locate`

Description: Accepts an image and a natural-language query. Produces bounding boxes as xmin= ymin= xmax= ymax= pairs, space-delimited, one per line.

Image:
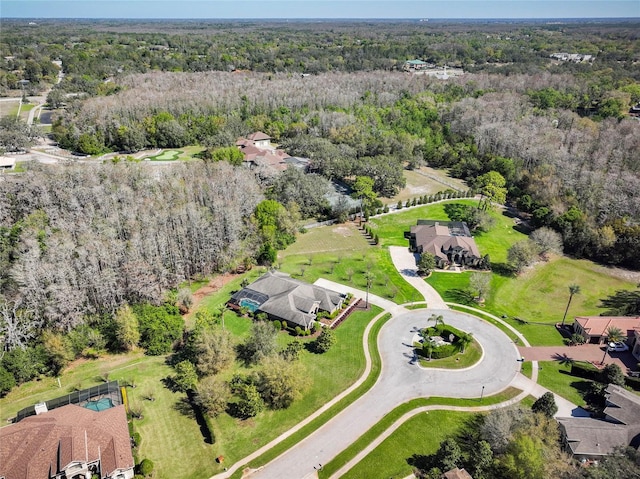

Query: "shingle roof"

xmin=230 ymin=271 xmax=343 ymax=328
xmin=574 ymin=316 xmax=640 ymax=338
xmin=0 ymin=404 xmax=134 ymax=479
xmin=559 ymin=417 xmax=630 ymax=457
xmin=604 ymin=384 xmax=640 ymax=426
xmin=410 ymin=222 xmax=481 ymax=259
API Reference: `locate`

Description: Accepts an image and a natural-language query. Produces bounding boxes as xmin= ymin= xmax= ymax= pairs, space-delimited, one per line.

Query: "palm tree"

xmin=601 ymin=326 xmax=624 ymax=365
xmin=428 ymin=314 xmax=445 ymax=327
xmin=458 ymin=333 xmax=473 ymax=353
xmin=561 ymin=284 xmax=581 ymax=327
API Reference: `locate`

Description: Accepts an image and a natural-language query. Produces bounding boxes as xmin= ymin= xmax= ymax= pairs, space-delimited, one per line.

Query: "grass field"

xmin=321 ymin=387 xmax=521 ymax=479
xmin=341 ymin=410 xmax=470 ymax=479
xmin=229 ymin=312 xmax=393 ymax=478
xmin=279 ymin=223 xmax=421 ymax=304
xmin=536 ymin=360 xmax=592 ymax=407
xmin=372 ymin=200 xmax=639 ymax=346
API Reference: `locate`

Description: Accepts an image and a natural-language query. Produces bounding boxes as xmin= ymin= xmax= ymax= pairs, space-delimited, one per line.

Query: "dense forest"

xmin=1 ymin=19 xmax=639 ymax=394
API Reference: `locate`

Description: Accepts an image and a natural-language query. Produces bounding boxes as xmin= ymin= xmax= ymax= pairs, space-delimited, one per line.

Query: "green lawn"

xmin=378 ymin=201 xmax=639 ymax=346
xmin=230 ymin=312 xmax=392 ymax=478
xmin=279 ymin=223 xmax=421 ymax=304
xmin=149 ymin=149 xmax=183 ymax=161
xmin=321 ymin=387 xmax=521 ymax=479
xmin=368 ymin=200 xmax=463 ymax=247
xmin=537 ymin=360 xmax=592 ymax=407
xmin=418 ymin=339 xmax=482 ymax=369
xmin=341 ymin=410 xmax=470 ymax=479
xmin=194 ymin=291 xmax=383 ymax=477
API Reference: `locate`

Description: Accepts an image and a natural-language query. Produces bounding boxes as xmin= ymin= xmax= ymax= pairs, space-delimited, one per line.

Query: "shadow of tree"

xmin=553 ymin=353 xmax=575 ymax=367
xmin=407 ymin=453 xmax=438 ymax=472
xmin=491 ymin=262 xmax=514 ymax=277
xmin=444 ymin=288 xmax=475 ymax=305
xmin=174 ymin=397 xmax=195 ymax=418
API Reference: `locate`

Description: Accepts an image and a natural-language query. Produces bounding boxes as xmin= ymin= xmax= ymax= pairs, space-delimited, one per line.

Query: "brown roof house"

xmin=405 ymin=220 xmax=484 ymax=269
xmin=442 ymin=467 xmax=473 ymax=479
xmin=236 ymin=131 xmax=291 ymax=172
xmin=573 ymin=316 xmax=640 ymax=347
xmin=0 ymin=403 xmax=134 ymax=479
xmin=228 ymin=271 xmax=344 ymax=330
xmin=558 ymin=384 xmax=640 ymax=462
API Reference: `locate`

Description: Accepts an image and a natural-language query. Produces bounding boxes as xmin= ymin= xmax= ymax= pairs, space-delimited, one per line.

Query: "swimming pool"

xmin=239 ymin=298 xmax=261 ymax=313
xmin=83 ymin=397 xmax=114 ymax=412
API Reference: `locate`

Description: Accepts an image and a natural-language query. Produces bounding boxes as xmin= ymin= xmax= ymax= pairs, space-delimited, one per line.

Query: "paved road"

xmin=246 ymin=307 xmax=520 ymax=479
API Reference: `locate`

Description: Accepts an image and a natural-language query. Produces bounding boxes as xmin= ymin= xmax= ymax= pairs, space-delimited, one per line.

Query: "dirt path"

xmin=184 ymin=272 xmax=243 ymax=321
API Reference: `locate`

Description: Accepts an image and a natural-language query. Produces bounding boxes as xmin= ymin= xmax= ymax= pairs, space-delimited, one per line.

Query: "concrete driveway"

xmin=388 ymin=245 xmax=448 ymax=309
xmin=245 ymin=308 xmax=520 ymax=479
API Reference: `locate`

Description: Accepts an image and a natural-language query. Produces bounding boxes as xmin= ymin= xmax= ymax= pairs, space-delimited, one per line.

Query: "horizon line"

xmin=4 ymin=16 xmax=640 ymax=20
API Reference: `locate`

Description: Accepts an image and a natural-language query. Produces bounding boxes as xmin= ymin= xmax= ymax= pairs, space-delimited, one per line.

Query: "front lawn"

xmin=536 ymin=360 xmax=592 ymax=407
xmin=200 ymin=303 xmax=383 ymax=476
xmin=340 ymin=410 xmax=470 ymax=479
xmin=279 ymin=223 xmax=421 ymax=304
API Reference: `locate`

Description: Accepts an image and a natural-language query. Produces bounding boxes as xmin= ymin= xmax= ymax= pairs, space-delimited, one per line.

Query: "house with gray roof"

xmin=405 ymin=220 xmax=483 ymax=269
xmin=558 ymin=384 xmax=640 ymax=461
xmin=228 ymin=271 xmax=344 ymax=330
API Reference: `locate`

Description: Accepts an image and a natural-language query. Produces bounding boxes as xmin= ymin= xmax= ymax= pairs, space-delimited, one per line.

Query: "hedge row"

xmin=570 ymin=362 xmax=640 ymax=391
xmin=570 ymin=362 xmax=601 ymax=381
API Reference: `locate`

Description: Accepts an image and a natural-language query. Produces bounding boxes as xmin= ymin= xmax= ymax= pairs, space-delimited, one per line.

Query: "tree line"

xmin=2 ymin=19 xmax=638 ymax=97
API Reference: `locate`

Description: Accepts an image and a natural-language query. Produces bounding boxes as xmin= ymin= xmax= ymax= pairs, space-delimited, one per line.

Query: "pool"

xmin=239 ymin=298 xmax=261 ymax=313
xmin=83 ymin=397 xmax=114 ymax=412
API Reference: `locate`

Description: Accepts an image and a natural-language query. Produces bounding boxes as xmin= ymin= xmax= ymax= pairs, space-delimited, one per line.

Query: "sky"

xmin=1 ymin=1 xmax=639 ymax=19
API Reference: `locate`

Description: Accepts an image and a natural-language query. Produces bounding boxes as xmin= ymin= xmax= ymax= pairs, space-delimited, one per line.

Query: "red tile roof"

xmin=574 ymin=316 xmax=640 ymax=338
xmin=0 ymin=404 xmax=134 ymax=479
xmin=247 ymin=131 xmax=271 ymax=141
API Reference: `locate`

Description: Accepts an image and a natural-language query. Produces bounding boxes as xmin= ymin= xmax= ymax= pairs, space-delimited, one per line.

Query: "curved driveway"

xmin=247 ymin=306 xmax=520 ymax=479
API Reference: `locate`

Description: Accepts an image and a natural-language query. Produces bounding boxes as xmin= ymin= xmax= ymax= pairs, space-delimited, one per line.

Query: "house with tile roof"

xmin=405 ymin=220 xmax=483 ymax=269
xmin=236 ymin=132 xmax=291 ymax=172
xmin=0 ymin=403 xmax=134 ymax=479
xmin=573 ymin=316 xmax=640 ymax=349
xmin=228 ymin=271 xmax=344 ymax=330
xmin=558 ymin=384 xmax=640 ymax=461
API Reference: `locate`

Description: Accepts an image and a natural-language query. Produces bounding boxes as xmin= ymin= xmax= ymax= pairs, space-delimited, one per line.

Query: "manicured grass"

xmin=209 ymin=306 xmax=383 ymax=476
xmin=229 ymin=312 xmax=392 ymax=479
xmin=341 ymin=410 xmax=470 ymax=479
xmin=521 ymin=361 xmax=533 ymax=379
xmin=404 ymin=303 xmax=428 ymax=310
xmin=440 ymin=260 xmax=636 ymax=346
xmin=368 ymin=200 xmax=465 ymax=247
xmin=279 ymin=223 xmax=420 ymax=304
xmin=320 ymin=387 xmax=522 ymax=479
xmin=447 ymin=304 xmax=520 ymax=343
xmin=487 ymin=257 xmax=635 ymax=333
xmin=0 ymin=353 xmax=224 ymax=479
xmin=418 ymin=339 xmax=482 ymax=369
xmin=149 ymin=149 xmax=183 ymax=161
xmin=537 ymin=360 xmax=592 ymax=407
